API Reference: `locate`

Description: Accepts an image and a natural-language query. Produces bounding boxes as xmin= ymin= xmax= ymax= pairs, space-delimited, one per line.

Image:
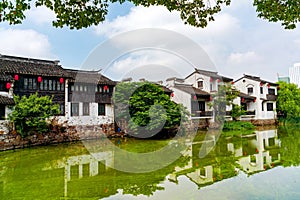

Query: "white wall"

xmin=170 ymin=87 xmax=191 ymax=113
xmin=234 ymin=77 xmax=277 ymax=120
xmin=184 ymin=73 xmax=218 ymax=93
xmin=63 ymin=102 xmax=114 ymax=126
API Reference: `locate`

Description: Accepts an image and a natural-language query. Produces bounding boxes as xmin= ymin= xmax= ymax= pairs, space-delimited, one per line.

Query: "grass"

xmin=222 ymin=121 xmax=255 ymax=131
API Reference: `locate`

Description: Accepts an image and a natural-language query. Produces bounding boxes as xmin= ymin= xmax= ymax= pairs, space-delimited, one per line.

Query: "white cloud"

xmin=25 ymin=6 xmax=56 ymax=25
xmin=228 ymin=51 xmax=262 ymax=65
xmin=95 ymin=6 xmax=240 ymax=39
xmin=104 ymin=50 xmax=193 ymax=81
xmin=93 ymin=1 xmax=300 ymax=82
xmin=0 ymin=28 xmax=56 ymax=59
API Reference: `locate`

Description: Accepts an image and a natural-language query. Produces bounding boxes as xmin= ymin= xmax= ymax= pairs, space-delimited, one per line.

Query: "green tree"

xmin=209 ymin=83 xmax=243 ymax=122
xmin=113 ymin=82 xmax=188 ymax=138
xmin=277 ymin=81 xmax=300 ymax=119
xmin=0 ymin=0 xmax=299 ymax=29
xmin=9 ymin=93 xmax=60 ymax=137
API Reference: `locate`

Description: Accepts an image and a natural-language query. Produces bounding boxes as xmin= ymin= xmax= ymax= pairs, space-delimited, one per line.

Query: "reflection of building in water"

xmin=63 ymin=152 xmax=113 ymax=197
xmin=228 ymin=130 xmax=281 ymax=174
xmin=64 ymin=152 xmax=114 ymax=181
xmin=168 ymin=138 xmax=232 ymax=187
xmin=169 ymin=129 xmax=282 ymax=188
xmin=43 ymin=151 xmax=113 ymax=198
xmin=186 ymin=166 xmax=214 ymax=186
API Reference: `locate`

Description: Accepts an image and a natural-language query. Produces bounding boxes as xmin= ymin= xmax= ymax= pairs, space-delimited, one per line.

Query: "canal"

xmin=0 ymin=126 xmax=299 ymax=199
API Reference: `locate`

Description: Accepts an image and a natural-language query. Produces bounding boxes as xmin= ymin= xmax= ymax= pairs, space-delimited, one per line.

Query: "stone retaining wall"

xmin=244 ymin=119 xmax=278 ymax=126
xmin=0 ymin=123 xmax=125 ymax=151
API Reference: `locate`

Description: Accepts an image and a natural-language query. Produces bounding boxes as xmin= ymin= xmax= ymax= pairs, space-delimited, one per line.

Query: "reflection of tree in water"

xmin=277 ymin=126 xmax=300 ymax=167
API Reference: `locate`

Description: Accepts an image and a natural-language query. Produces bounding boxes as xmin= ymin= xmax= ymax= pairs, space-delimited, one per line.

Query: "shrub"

xmin=9 ymin=93 xmax=60 ymax=137
xmin=222 ymin=121 xmax=255 ymax=131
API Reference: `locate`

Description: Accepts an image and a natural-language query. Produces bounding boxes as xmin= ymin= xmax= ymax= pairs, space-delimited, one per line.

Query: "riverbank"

xmin=0 ymin=124 xmax=126 ymax=151
xmin=0 ymin=119 xmax=279 ymax=151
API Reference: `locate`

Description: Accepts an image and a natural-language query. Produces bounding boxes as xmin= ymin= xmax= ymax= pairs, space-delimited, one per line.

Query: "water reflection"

xmin=0 ymin=127 xmax=299 ymax=199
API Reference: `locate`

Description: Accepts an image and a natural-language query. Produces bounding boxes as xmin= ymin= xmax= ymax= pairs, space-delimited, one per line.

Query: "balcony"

xmin=68 ymin=92 xmax=112 ymax=103
xmin=266 ymin=94 xmax=277 ymax=101
xmin=191 ymin=111 xmax=213 ymax=117
xmin=245 ymin=110 xmax=255 ymax=116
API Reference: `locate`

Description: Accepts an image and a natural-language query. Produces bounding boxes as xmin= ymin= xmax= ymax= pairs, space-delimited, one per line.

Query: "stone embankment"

xmin=0 ymin=123 xmax=125 ymax=151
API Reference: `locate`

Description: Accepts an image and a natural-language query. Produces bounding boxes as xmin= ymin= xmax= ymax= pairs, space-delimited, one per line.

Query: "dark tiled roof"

xmin=166 ymin=77 xmax=185 ymax=82
xmin=66 ymin=69 xmax=116 ymax=85
xmin=186 ymin=68 xmax=233 ymax=82
xmin=0 ymin=54 xmax=68 ymax=77
xmin=239 ymin=92 xmax=256 ymax=100
xmin=0 ymin=72 xmax=13 ymax=81
xmin=161 ymin=85 xmax=172 ymax=94
xmin=0 ymin=95 xmax=14 ymax=105
xmin=235 ymin=74 xmax=278 ymax=86
xmin=174 ymin=84 xmax=210 ymax=96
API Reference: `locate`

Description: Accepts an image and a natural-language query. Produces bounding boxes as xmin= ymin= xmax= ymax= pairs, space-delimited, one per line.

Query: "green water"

xmin=0 ymin=126 xmax=300 ymax=199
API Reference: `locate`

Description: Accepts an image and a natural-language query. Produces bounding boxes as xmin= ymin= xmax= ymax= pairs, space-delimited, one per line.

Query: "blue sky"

xmin=1 ymin=0 xmax=300 ymax=82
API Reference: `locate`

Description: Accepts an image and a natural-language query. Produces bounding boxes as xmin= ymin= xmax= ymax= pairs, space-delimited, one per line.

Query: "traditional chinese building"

xmin=166 ymin=69 xmax=233 ymax=119
xmin=0 ymin=54 xmax=69 ymax=116
xmin=234 ymin=74 xmax=278 ymax=121
xmin=63 ymin=69 xmax=116 ymax=125
xmin=0 ymin=54 xmax=117 ymax=131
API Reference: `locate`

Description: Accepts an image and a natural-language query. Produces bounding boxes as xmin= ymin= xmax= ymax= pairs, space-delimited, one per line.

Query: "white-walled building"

xmin=234 ymin=75 xmax=278 ymax=120
xmin=289 ymin=63 xmax=300 ymax=87
xmin=62 ymin=69 xmax=116 ymax=126
xmin=166 ymin=69 xmax=233 ymax=119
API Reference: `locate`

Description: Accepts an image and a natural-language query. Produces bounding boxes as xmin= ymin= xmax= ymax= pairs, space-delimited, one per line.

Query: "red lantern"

xmin=260 ymin=82 xmax=264 ymax=86
xmin=217 ymin=79 xmax=221 ymax=83
xmin=231 ymin=81 xmax=234 ymax=85
xmin=59 ymin=78 xmax=64 ymax=84
xmin=37 ymin=76 xmax=42 ymax=83
xmin=253 ymin=98 xmax=256 ymax=102
xmin=267 ymin=83 xmax=270 ymax=88
xmin=104 ymin=85 xmax=108 ymax=90
xmin=209 ymin=96 xmax=213 ymax=101
xmin=14 ymin=74 xmax=19 ymax=81
xmin=170 ymin=93 xmax=174 ymax=97
xmin=6 ymin=82 xmax=11 ymax=90
xmin=241 ymin=97 xmax=245 ymax=102
xmin=210 ymin=77 xmax=213 ymax=82
xmin=193 ymin=95 xmax=197 ymax=100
